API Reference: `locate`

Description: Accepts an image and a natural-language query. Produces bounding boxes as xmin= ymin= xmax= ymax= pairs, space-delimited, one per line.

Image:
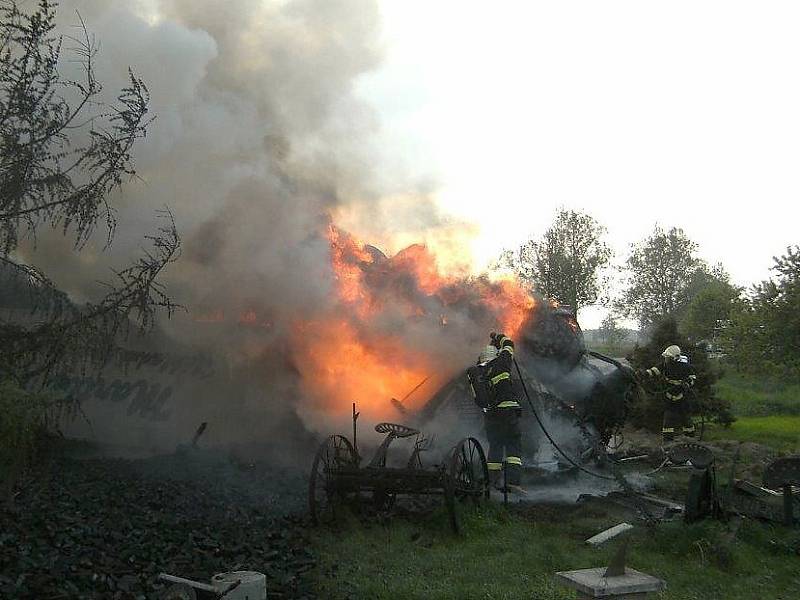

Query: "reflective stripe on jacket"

xmin=486 ymin=336 xmax=520 ymax=409
xmin=646 ymin=359 xmax=696 ymax=402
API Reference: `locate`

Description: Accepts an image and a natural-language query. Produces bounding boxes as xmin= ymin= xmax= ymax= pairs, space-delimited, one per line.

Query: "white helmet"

xmin=478 ymin=345 xmax=498 ymax=365
xmin=662 ymin=345 xmax=681 ymax=360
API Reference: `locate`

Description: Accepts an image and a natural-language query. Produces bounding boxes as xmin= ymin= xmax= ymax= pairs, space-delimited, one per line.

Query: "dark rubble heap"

xmin=0 ymin=452 xmax=316 ymax=599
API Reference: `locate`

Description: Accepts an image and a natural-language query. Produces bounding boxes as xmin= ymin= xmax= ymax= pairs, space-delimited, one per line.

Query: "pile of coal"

xmin=0 ymin=451 xmax=316 ymax=599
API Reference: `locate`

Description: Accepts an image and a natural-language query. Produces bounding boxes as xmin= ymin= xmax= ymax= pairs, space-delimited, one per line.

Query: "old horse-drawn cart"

xmin=309 ymin=405 xmax=489 ymax=532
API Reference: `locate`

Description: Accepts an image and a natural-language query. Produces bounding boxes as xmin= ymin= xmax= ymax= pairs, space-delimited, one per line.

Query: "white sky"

xmin=356 ymin=1 xmax=800 ymax=325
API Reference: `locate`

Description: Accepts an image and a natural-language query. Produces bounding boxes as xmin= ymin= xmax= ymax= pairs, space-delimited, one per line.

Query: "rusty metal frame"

xmin=308 ymin=405 xmax=489 ymax=532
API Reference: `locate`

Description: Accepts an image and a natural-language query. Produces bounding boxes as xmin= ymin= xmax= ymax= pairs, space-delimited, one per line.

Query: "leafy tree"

xmin=620 ymin=225 xmax=705 ymax=328
xmin=515 ymin=208 xmax=611 ymax=310
xmin=680 ymin=267 xmax=740 ymax=341
xmin=0 ymin=2 xmax=179 ymax=393
xmin=626 ymin=317 xmax=732 ymax=433
xmin=491 ymin=248 xmax=518 ymax=276
xmin=724 ymin=246 xmax=800 ymax=378
xmin=597 ymin=313 xmax=626 ymax=350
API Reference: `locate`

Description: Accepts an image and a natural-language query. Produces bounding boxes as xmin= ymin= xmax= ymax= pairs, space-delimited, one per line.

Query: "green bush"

xmin=723 ymin=246 xmax=800 ymax=380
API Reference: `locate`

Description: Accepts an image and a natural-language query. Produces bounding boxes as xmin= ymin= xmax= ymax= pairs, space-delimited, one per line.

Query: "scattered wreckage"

xmin=307 ymin=303 xmax=799 ymax=532
xmin=659 ymin=443 xmax=800 ymax=526
xmin=579 ymin=443 xmax=800 ymax=527
xmin=418 ymin=304 xmax=639 ymax=479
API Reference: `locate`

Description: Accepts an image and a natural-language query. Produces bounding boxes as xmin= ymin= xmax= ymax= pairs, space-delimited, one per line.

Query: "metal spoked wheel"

xmin=309 ymin=435 xmax=358 ymax=525
xmin=445 ymin=437 xmax=489 ymax=533
xmin=449 ymin=437 xmax=490 ymax=502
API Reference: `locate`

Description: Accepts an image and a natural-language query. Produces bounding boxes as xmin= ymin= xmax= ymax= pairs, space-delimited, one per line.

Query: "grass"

xmin=703 ymin=370 xmax=800 ymax=453
xmin=310 ymin=369 xmax=800 ymax=598
xmin=704 ymin=416 xmax=800 ymax=453
xmin=716 ymin=371 xmax=800 ymax=417
xmin=311 ymin=504 xmax=800 ymax=599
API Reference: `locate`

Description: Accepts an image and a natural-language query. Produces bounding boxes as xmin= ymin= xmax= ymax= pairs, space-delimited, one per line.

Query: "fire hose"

xmin=512 ymin=356 xmax=658 ymax=523
xmin=512 ymin=357 xmax=616 ymax=481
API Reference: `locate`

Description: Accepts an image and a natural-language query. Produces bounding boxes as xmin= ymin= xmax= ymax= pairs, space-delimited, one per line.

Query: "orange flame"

xmin=294 ymin=225 xmax=536 ymax=422
xmin=194 ymin=309 xmax=225 ymax=323
xmin=327 ymin=225 xmax=375 ymax=314
xmin=291 ymin=319 xmax=439 ymax=417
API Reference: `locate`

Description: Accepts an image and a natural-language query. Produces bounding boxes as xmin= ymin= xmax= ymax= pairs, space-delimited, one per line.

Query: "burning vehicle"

xmin=298 ymin=226 xmax=638 ymax=484
xmin=7 ymin=215 xmax=639 ymax=490
xmin=28 ymin=219 xmax=636 ymax=497
xmin=417 ymin=304 xmax=637 ymax=478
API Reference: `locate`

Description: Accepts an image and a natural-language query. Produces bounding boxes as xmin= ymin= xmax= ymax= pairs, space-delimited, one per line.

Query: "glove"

xmin=490 ymin=332 xmax=507 ymax=349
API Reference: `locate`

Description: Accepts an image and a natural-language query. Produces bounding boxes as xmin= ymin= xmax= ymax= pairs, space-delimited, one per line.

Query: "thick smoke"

xmin=3 ymin=3 xmax=645 ymax=517
xmin=41 ymin=0 xmax=387 ymax=308
xmin=22 ymin=2 xmax=606 ymax=471
xmin=14 ymin=0 xmax=509 ymax=454
xmin=7 ymin=0 xmax=397 ymax=447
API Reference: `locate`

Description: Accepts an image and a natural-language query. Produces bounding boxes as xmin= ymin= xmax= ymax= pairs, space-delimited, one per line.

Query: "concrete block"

xmin=555 ymin=567 xmax=666 ymax=598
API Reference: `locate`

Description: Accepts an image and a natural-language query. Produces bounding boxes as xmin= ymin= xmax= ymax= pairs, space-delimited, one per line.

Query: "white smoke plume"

xmin=4 ymin=0 xmax=383 ymax=444
xmin=37 ymin=0 xmax=388 ymax=306
xmin=11 ymin=0 xmax=513 ymax=452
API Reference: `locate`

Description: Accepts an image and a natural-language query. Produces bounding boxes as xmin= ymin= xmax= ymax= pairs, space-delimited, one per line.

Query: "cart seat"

xmin=667 ymin=443 xmax=714 ymax=470
xmin=375 ymin=422 xmax=420 ymax=438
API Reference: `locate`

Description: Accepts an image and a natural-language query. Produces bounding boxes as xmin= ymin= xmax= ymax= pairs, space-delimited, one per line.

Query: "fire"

xmin=194 ymin=309 xmax=225 ymax=323
xmin=292 ymin=224 xmax=537 ymax=423
xmin=239 ymin=309 xmax=258 ymax=324
xmin=327 ymin=225 xmax=375 ymax=313
xmin=291 ymin=319 xmax=439 ymax=417
xmin=484 ymin=278 xmax=537 ymax=335
xmin=390 ymin=244 xmax=456 ymax=296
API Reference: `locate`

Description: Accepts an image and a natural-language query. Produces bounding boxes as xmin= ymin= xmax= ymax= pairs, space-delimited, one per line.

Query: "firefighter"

xmin=480 ymin=332 xmax=526 ymax=495
xmin=640 ymin=345 xmax=697 ymax=441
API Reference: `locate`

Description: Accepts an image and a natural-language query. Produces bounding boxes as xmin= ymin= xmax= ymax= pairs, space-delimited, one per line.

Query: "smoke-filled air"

xmin=14 ymin=0 xmax=538 ymax=447
xmin=6 ymin=3 xmax=800 ymax=598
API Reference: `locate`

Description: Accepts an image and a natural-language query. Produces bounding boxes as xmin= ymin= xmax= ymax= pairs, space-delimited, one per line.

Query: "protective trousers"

xmin=485 ymin=408 xmax=522 ymax=486
xmin=662 ymin=398 xmax=695 ymax=441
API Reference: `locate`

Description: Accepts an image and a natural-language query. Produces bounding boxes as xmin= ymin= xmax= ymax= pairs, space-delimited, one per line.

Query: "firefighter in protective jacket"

xmin=640 ymin=345 xmax=697 ymax=441
xmin=473 ymin=333 xmax=526 ymax=494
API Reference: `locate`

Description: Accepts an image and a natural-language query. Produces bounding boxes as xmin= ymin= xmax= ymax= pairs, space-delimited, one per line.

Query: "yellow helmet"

xmin=662 ymin=345 xmax=681 ymax=359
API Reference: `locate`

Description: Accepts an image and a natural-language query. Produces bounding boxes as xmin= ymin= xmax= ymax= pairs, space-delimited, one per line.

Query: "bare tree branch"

xmin=0 ymin=2 xmax=181 ymax=420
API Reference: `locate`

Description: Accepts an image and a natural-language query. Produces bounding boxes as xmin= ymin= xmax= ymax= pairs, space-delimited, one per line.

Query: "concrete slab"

xmin=555 ymin=567 xmax=666 ymax=598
